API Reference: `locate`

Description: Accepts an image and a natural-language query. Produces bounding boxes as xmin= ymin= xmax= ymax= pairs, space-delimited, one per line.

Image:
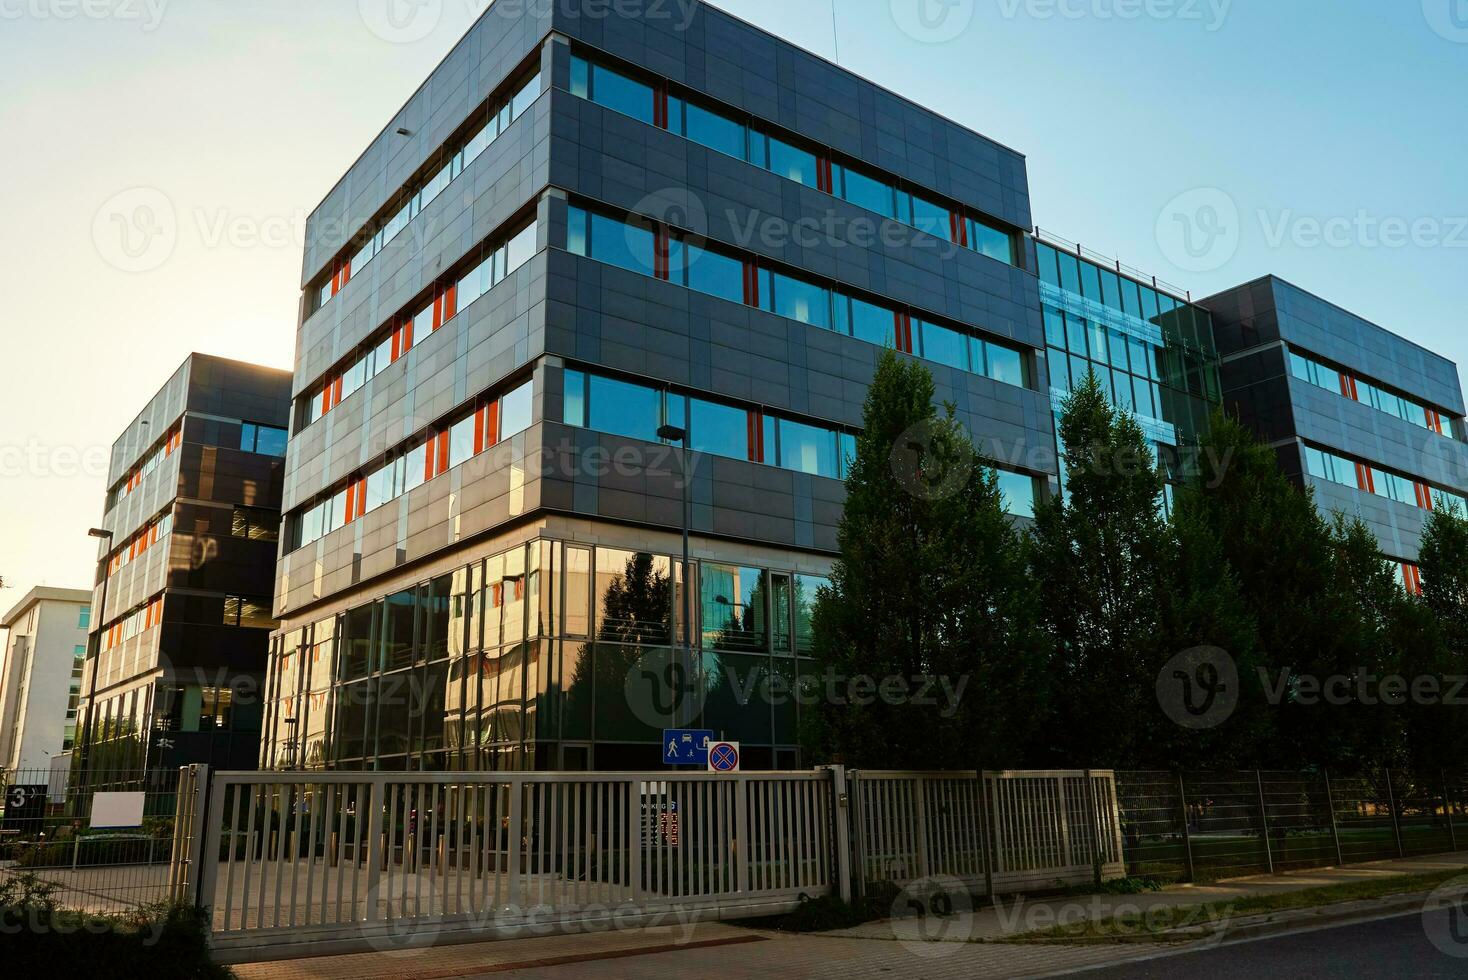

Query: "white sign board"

xmin=90 ymin=791 xmax=146 ymax=829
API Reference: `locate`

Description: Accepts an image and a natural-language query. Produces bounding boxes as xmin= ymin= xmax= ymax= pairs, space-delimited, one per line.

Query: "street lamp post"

xmin=657 ymin=424 xmax=692 ymax=713
xmin=77 ymin=527 xmax=112 ymax=797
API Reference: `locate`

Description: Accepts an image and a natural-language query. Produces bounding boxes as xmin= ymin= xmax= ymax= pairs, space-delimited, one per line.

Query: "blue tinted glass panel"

xmin=779 ymin=420 xmax=838 ymax=478
xmin=1098 ymin=269 xmax=1122 ymax=310
xmin=1120 ymin=278 xmax=1142 ymax=318
xmin=590 ymin=63 xmax=653 ymax=123
xmin=570 ymin=56 xmax=589 ymax=98
xmin=1079 ymin=262 xmax=1102 ymax=302
xmin=678 ymin=242 xmax=744 ymax=303
xmin=970 ymin=220 xmax=1013 ymax=264
xmin=589 ymin=375 xmax=660 ymax=443
xmin=767 ymin=137 xmax=817 ymax=186
xmin=1113 ymin=371 xmax=1134 ymax=412
xmin=684 ymin=103 xmax=745 ymax=158
xmin=1044 ymin=308 xmax=1066 ymax=348
xmin=1056 ymin=251 xmax=1081 ymax=294
xmin=841 ymin=168 xmax=895 ymax=218
xmin=255 ymin=426 xmax=288 ymax=457
xmin=1035 ymin=243 xmax=1060 ymax=287
xmin=772 ymin=273 xmax=829 ymax=328
xmin=589 ymin=212 xmax=655 ymax=275
xmin=240 ymin=423 xmax=257 ymax=452
xmin=1132 ymin=375 xmax=1155 ymax=417
xmin=920 ymin=320 xmax=967 ymax=370
xmin=563 ymin=370 xmax=586 ymax=426
xmin=1048 ymin=349 xmax=1071 ymax=391
xmin=850 ymin=298 xmax=895 ymax=346
xmin=1065 ymin=313 xmax=1088 ymax=355
xmin=690 ymin=399 xmax=748 ymax=460
xmin=566 ymin=206 xmax=588 ymax=255
xmin=910 ymin=197 xmax=951 ymax=240
xmin=1070 ymin=355 xmax=1091 ymax=389
xmin=500 ymin=381 xmax=533 ymax=438
xmin=995 ymin=469 xmax=1035 ymax=518
xmin=1108 ymin=330 xmax=1129 ymax=370
xmin=986 ymin=343 xmax=1025 ymax=388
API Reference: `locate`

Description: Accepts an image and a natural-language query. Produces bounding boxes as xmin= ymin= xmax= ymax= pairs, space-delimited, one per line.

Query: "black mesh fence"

xmin=1117 ymin=768 xmax=1467 ymax=883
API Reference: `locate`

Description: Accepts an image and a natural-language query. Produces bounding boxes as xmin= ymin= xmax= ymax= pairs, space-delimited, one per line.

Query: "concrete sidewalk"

xmin=232 ymin=851 xmax=1468 ymax=979
xmin=823 ymin=850 xmax=1468 ymax=943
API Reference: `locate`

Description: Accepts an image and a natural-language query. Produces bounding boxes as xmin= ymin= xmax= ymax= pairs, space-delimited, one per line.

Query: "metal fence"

xmin=188 ymin=769 xmax=837 ymax=958
xmin=850 ymin=770 xmax=1125 ymax=897
xmin=0 ymin=767 xmax=180 ymax=913
xmin=1116 ymin=769 xmax=1464 ymax=882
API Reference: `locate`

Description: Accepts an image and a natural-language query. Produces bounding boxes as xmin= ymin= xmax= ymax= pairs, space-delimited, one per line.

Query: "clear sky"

xmin=1 ymin=0 xmax=1464 ymax=614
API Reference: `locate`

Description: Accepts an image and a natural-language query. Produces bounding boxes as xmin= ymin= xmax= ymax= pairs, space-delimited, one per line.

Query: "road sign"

xmin=707 ymin=741 xmax=741 ymax=773
xmin=662 ymin=728 xmax=715 ymax=766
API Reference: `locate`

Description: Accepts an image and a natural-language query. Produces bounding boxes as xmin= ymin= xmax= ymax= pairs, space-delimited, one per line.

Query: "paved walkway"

xmin=231 ymin=851 xmax=1468 ymax=980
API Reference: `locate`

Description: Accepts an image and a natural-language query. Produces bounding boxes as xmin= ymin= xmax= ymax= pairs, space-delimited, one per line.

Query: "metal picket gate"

xmin=171 ymin=767 xmax=841 ymax=960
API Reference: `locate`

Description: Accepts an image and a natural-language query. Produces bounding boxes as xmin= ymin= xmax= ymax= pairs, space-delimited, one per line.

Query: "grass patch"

xmin=1005 ymin=867 xmax=1468 ymax=943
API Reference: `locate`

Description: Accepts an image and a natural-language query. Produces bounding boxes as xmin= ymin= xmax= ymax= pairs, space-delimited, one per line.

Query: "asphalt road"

xmin=1067 ymin=910 xmax=1468 ymax=979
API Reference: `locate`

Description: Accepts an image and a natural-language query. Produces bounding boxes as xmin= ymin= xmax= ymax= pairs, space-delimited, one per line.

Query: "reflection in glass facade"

xmin=261 ymin=539 xmax=831 ymax=773
xmin=1033 ymin=240 xmax=1222 ymax=508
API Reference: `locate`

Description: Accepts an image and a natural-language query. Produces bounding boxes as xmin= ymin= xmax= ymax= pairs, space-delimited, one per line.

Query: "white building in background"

xmin=0 ymin=587 xmax=92 ymax=773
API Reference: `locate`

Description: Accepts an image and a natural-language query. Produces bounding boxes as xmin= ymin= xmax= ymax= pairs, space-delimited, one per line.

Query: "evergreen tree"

xmin=803 ymin=349 xmax=1047 ymax=769
xmin=1027 ymin=372 xmax=1175 ymax=767
xmin=1419 ymin=503 xmax=1468 ymax=650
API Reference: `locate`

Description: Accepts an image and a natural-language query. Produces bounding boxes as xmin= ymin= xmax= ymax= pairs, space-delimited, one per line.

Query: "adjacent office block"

xmin=0 ymin=587 xmax=92 ymax=772
xmin=1204 ymin=276 xmax=1468 ymax=586
xmin=77 ymin=354 xmax=291 ymax=781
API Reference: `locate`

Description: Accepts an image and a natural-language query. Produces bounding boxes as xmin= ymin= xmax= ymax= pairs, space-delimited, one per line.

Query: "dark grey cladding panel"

xmin=542 ymin=251 xmax=1056 ymax=477
xmin=550 ymin=94 xmax=1042 ymax=351
xmin=295 ymin=96 xmax=552 ymax=400
xmin=1206 ymin=276 xmax=1466 ymax=417
xmin=551 ymin=0 xmax=1031 ymax=231
xmin=301 ymin=1 xmax=553 ymax=287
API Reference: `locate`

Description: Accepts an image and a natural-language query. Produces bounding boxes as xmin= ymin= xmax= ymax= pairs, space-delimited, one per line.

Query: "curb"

xmin=1162 ymin=890 xmax=1433 ymax=944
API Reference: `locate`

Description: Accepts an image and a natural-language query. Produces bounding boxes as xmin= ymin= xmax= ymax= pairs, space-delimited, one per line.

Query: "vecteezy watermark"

xmin=1159 ymin=646 xmax=1468 ymax=731
xmin=92 ymin=187 xmax=178 ymax=274
xmin=991 ymin=893 xmax=1235 ymax=944
xmin=0 ymin=439 xmax=111 ymax=480
xmin=622 ymin=656 xmax=970 ymax=730
xmin=358 ymin=0 xmax=442 ymax=43
xmin=995 ymin=0 xmax=1232 ymax=31
xmin=360 ymin=0 xmax=700 ymax=44
xmin=889 ymin=0 xmax=975 ymax=44
xmin=1257 ymin=210 xmax=1468 ymax=251
xmin=1155 ymin=187 xmax=1240 ymax=274
xmin=892 ymin=420 xmax=975 ymax=501
xmin=1422 ymin=0 xmax=1468 ymax=43
xmin=1156 ymin=646 xmax=1240 ymax=730
xmin=889 ymin=875 xmax=977 ymax=956
xmin=0 ymin=0 xmax=168 ymax=31
xmin=1422 ymin=876 xmax=1468 ymax=959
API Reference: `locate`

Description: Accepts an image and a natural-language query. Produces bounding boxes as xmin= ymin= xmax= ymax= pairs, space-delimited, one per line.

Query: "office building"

xmin=0 ymin=587 xmax=92 ymax=773
xmin=77 ymin=354 xmax=291 ymax=781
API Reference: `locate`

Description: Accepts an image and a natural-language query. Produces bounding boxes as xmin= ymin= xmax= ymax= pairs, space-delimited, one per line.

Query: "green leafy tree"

xmin=803 ymin=349 xmax=1047 ymax=769
xmin=1419 ymin=503 xmax=1468 ymax=650
xmin=1027 ymin=373 xmax=1177 ymax=767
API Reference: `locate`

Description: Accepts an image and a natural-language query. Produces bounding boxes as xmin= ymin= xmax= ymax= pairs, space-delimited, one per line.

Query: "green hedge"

xmin=0 ymin=874 xmax=232 ymax=977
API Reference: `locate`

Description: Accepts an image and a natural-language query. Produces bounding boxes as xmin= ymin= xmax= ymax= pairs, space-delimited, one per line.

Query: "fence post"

xmin=1443 ymin=770 xmax=1459 ymax=853
xmin=1084 ymin=770 xmax=1102 ymax=888
xmin=1323 ymin=768 xmax=1344 ymax=868
xmin=827 ymin=766 xmax=853 ymax=904
xmin=627 ymin=777 xmax=642 ymax=901
xmin=911 ymin=775 xmax=931 ymax=882
xmin=364 ymin=780 xmax=384 ymax=923
xmin=1255 ymin=771 xmax=1274 ymax=875
xmin=176 ymin=764 xmax=210 ymax=906
xmin=195 ymin=773 xmax=226 ymax=936
xmin=507 ymin=777 xmax=524 ymax=910
xmin=1176 ymin=772 xmax=1195 ymax=883
xmin=734 ymin=775 xmax=750 ymax=894
xmin=1384 ymin=768 xmax=1405 ymax=859
xmin=978 ymin=769 xmax=994 ymax=899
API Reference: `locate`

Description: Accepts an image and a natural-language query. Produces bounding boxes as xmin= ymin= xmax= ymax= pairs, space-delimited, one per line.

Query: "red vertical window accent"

xmin=950 ymin=211 xmax=968 ymax=246
xmin=746 ymin=411 xmax=763 ymax=462
xmin=333 ymin=376 xmax=343 ymax=405
xmin=321 ymin=388 xmax=332 ymax=416
xmin=1354 ymin=463 xmax=1375 ymax=494
xmin=442 ymin=284 xmax=457 ymax=325
xmin=742 ymin=262 xmax=760 ymax=307
xmin=355 ymin=478 xmax=367 ymax=519
xmin=391 ymin=329 xmax=402 ymax=362
xmin=895 ymin=312 xmax=914 ymax=354
xmin=817 ymin=157 xmax=834 ymax=194
xmin=653 ymin=228 xmax=670 ymax=280
xmin=473 ymin=404 xmax=487 ymax=454
xmin=424 ymin=436 xmax=437 ymax=483
xmin=436 ymin=430 xmax=450 ymax=477
xmin=484 ymin=401 xmax=500 ymax=451
xmin=344 ymin=482 xmax=357 ymax=523
xmin=653 ymin=83 xmax=669 ymax=129
xmin=402 ymin=321 xmax=414 ymax=355
xmin=342 ymin=259 xmax=352 ymax=286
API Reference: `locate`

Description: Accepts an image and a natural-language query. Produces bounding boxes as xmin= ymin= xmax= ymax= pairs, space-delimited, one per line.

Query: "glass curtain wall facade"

xmin=261 ymin=538 xmax=828 ymax=772
xmin=1033 ymin=239 xmax=1222 ymax=506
